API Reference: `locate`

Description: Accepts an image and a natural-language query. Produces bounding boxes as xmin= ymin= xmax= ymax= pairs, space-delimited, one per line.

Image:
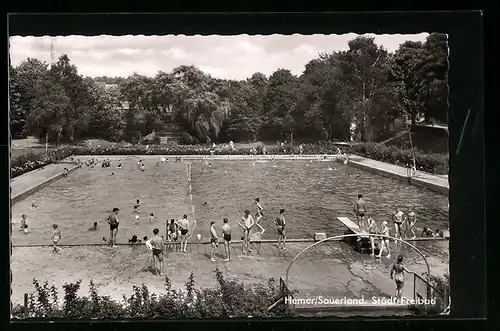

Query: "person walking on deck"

xmin=390 ymin=255 xmax=414 ymax=303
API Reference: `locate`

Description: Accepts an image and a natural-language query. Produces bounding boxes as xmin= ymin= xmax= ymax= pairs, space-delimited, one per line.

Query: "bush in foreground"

xmin=415 ymin=273 xmax=450 ymax=315
xmin=11 ymin=269 xmax=295 ymax=319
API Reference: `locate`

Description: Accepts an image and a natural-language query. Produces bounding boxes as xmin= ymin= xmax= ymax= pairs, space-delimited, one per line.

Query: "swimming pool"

xmin=11 ymin=157 xmax=449 ymax=246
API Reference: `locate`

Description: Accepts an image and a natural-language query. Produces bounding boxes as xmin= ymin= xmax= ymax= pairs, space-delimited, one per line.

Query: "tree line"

xmin=9 ymin=33 xmax=448 ymax=144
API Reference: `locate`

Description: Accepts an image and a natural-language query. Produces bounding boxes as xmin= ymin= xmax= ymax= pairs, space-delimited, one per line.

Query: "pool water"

xmin=11 ymin=158 xmax=449 ymax=246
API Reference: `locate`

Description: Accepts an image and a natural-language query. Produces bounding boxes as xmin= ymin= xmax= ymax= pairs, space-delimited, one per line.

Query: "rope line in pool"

xmin=187 ymin=162 xmax=197 ymax=237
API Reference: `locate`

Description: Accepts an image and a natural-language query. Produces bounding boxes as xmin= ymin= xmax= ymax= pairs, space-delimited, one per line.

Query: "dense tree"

xmin=10 ymin=35 xmax=449 ymax=144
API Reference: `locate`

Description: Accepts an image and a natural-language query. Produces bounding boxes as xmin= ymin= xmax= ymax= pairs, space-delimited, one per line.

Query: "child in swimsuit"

xmin=367 ymin=216 xmax=378 ymax=256
xmin=376 ymin=221 xmax=391 ymax=258
xmin=238 ymin=210 xmax=254 ymax=254
xmin=134 ymin=215 xmax=140 ymax=224
xmin=20 ymin=214 xmax=27 ymax=231
xmin=405 ymin=209 xmax=417 ymax=239
xmin=52 ymin=224 xmax=61 ymax=253
xmin=254 ymin=198 xmax=266 ymax=235
xmin=168 ymin=219 xmax=178 ymax=242
xmin=149 ymin=213 xmax=155 ymax=223
xmin=209 ymin=221 xmax=219 ymax=262
xmin=274 ymin=209 xmax=286 ymax=249
xmin=221 ymin=218 xmax=232 ymax=262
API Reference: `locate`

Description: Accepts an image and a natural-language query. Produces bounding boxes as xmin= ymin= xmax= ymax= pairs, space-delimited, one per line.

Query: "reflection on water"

xmin=11 ymin=159 xmax=448 ymax=246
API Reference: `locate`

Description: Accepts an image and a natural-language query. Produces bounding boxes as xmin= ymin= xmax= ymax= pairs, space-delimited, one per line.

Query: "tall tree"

xmin=11 ymin=58 xmax=49 ymax=136
xmin=415 ymin=33 xmax=449 ymax=124
xmin=337 ymin=37 xmax=401 ymax=141
xmin=392 ymin=41 xmax=425 ymax=124
xmin=262 ymin=69 xmax=300 ymax=142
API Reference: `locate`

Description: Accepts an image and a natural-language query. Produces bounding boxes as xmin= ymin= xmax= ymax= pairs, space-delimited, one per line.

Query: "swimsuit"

xmin=152 ymin=248 xmax=163 ymax=256
xmin=211 ymin=238 xmax=217 ymax=243
xmin=180 ymin=229 xmax=188 ymax=235
xmin=357 ymin=211 xmax=365 ymax=217
xmin=223 ymin=233 xmax=231 ymax=242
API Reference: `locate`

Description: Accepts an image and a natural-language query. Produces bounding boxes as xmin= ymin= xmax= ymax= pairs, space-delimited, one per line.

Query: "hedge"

xmin=11 ymin=269 xmax=295 ymax=319
xmin=11 ymin=141 xmax=448 ymax=178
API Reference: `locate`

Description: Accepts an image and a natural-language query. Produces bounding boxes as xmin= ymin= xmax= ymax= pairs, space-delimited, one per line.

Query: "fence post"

xmin=24 ymin=293 xmax=28 ymax=317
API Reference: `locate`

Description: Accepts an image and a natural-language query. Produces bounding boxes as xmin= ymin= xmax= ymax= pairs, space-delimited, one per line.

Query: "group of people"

xmin=353 ymin=194 xmax=447 ymax=258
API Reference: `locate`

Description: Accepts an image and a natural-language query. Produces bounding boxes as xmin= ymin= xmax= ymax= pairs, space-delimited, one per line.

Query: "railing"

xmin=413 ymin=273 xmax=450 ymax=315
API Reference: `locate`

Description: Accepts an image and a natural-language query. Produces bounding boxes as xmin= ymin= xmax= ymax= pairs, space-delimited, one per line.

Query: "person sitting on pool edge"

xmin=421 ymin=226 xmax=435 ymax=237
xmin=129 ymin=235 xmax=142 ymax=244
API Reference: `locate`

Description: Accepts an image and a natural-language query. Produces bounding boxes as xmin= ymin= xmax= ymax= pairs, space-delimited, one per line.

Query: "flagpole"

xmin=45 ymin=133 xmax=48 ymax=158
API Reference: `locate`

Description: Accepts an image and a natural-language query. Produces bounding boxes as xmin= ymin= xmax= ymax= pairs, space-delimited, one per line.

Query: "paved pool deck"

xmin=10 ymin=240 xmax=449 ymax=315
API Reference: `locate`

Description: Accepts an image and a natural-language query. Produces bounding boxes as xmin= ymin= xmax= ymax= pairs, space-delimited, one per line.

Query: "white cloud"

xmin=9 ymin=33 xmax=430 ymax=80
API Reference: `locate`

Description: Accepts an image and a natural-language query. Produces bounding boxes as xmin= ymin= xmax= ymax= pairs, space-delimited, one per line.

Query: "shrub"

xmin=12 ymin=269 xmax=295 ymax=319
xmin=415 ymin=273 xmax=450 ymax=315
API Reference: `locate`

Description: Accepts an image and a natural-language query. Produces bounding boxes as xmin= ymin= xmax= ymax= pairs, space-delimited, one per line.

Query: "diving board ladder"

xmin=337 ymin=216 xmax=376 ymax=254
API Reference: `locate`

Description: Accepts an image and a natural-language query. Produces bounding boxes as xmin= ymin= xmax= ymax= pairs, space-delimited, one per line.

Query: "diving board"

xmin=337 ymin=217 xmax=369 ymax=238
xmin=337 ymin=216 xmax=374 ymax=254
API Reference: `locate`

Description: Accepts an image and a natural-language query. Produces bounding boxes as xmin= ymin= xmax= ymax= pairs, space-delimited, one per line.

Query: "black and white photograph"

xmin=9 ymin=28 xmax=451 ymax=318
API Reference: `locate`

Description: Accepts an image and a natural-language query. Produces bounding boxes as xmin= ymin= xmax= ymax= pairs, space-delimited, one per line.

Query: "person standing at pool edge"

xmin=107 ymin=207 xmax=120 ymax=247
xmin=367 ymin=215 xmax=377 ymax=256
xmin=274 ymin=209 xmax=286 ymax=249
xmin=405 ymin=208 xmax=417 ymax=239
xmin=238 ymin=210 xmax=254 ymax=255
xmin=376 ymin=221 xmax=391 ymax=258
xmin=390 ymin=255 xmax=414 ymax=303
xmin=209 ymin=221 xmax=219 ymax=262
xmin=254 ymin=198 xmax=265 ymax=234
xmin=221 ymin=218 xmax=232 ymax=261
xmin=52 ymin=224 xmax=61 ymax=253
xmin=176 ymin=215 xmax=190 ymax=253
xmin=354 ymin=194 xmax=367 ymax=234
xmin=150 ymin=228 xmax=164 ymax=275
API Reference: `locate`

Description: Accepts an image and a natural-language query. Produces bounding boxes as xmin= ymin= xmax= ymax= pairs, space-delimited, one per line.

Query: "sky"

xmin=9 ymin=33 xmax=429 ymax=80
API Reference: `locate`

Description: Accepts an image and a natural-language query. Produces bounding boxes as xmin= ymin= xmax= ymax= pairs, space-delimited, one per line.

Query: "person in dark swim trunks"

xmin=150 ymin=228 xmax=164 ymax=275
xmin=176 ymin=215 xmax=190 ymax=253
xmin=274 ymin=209 xmax=286 ymax=249
xmin=392 ymin=208 xmax=404 ymax=240
xmin=107 ymin=208 xmax=120 ymax=247
xmin=209 ymin=221 xmax=219 ymax=262
xmin=390 ymin=255 xmax=414 ymax=303
xmin=128 ymin=235 xmax=142 ymax=243
xmin=221 ymin=218 xmax=232 ymax=262
xmin=354 ymin=194 xmax=367 ymax=235
xmin=367 ymin=215 xmax=378 ymax=256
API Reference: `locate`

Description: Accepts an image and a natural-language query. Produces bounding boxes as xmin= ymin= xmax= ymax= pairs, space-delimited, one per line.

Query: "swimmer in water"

xmin=52 ymin=224 xmax=61 ymax=253
xmin=89 ymin=222 xmax=98 ymax=231
xmin=140 ymin=163 xmax=145 ymax=171
xmin=134 ymin=215 xmax=140 ymax=224
xmin=221 ymin=218 xmax=232 ymax=261
xmin=238 ymin=210 xmax=254 ymax=255
xmin=254 ymin=198 xmax=265 ymax=235
xmin=30 ymin=201 xmax=39 ymax=210
xmin=405 ymin=208 xmax=417 ymax=239
xmin=390 ymin=255 xmax=414 ymax=303
xmin=376 ymin=221 xmax=391 ymax=258
xmin=117 ymin=160 xmax=122 ymax=169
xmin=23 ymin=224 xmax=30 ymax=234
xmin=134 ymin=199 xmax=141 ymax=213
xmin=148 ymin=213 xmax=155 ymax=223
xmin=128 ymin=235 xmax=141 ymax=243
